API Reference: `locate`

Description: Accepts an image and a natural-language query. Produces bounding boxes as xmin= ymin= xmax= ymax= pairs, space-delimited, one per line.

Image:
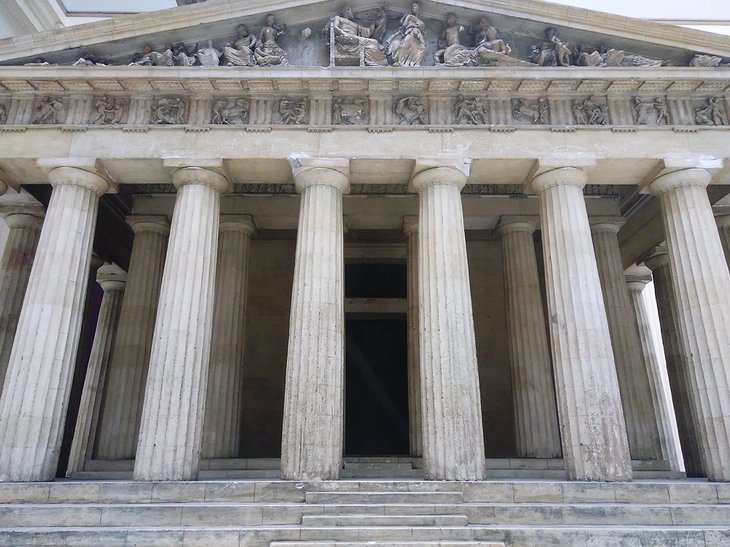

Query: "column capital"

xmin=170 ymin=166 xmax=231 ymax=193
xmin=589 ymin=216 xmax=626 ymax=234
xmin=496 ymin=216 xmax=538 ymax=235
xmin=526 ymin=166 xmax=590 ymax=194
xmin=402 ymin=216 xmax=418 ymax=235
xmin=127 ymin=215 xmax=170 ymax=235
xmin=96 ymin=263 xmax=127 ymax=292
xmin=220 ymin=214 xmax=256 ymax=235
xmin=409 ymin=158 xmax=471 ymax=192
xmin=648 ymin=168 xmax=712 ymax=196
xmin=289 ymin=157 xmax=350 ymax=194
xmin=37 ymin=158 xmax=115 ymax=196
xmin=2 ymin=210 xmax=44 ymax=229
xmin=643 ymin=245 xmax=670 ymax=272
xmin=625 ymin=264 xmax=653 ymax=293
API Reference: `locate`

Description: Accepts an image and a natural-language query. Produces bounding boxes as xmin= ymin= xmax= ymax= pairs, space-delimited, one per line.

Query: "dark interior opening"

xmin=345 ymin=317 xmax=409 ymax=456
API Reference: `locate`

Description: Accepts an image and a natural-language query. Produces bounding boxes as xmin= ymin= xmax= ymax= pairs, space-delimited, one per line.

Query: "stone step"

xmin=1 ymin=480 xmax=727 ymax=505
xmin=305 ymin=491 xmax=464 ymax=504
xmin=300 ymin=514 xmax=470 ymax=527
xmin=270 ymin=542 xmax=504 ymax=547
xmin=0 ymin=525 xmax=728 ymax=547
xmin=3 ymin=501 xmax=729 ymax=528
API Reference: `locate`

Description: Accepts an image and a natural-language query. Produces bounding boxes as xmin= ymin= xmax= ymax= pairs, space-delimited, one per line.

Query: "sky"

xmin=60 ymin=0 xmax=728 ymax=18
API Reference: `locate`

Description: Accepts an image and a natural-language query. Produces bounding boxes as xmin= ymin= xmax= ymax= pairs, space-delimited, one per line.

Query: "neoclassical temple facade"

xmin=0 ymin=0 xmax=728 ymax=486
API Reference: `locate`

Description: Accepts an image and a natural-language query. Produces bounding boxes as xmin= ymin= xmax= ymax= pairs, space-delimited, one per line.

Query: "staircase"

xmin=1 ymin=479 xmax=729 ymax=546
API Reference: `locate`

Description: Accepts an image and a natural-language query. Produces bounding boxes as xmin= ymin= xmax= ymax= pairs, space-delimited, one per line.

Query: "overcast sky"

xmin=61 ymin=0 xmax=728 ymax=18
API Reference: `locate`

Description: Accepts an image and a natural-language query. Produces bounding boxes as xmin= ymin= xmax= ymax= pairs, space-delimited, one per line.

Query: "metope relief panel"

xmin=275 ymin=97 xmax=309 ymax=125
xmin=393 ymin=96 xmax=427 ymax=125
xmin=572 ymin=96 xmax=609 ymax=125
xmin=151 ymin=97 xmax=188 ymax=124
xmin=32 ymin=96 xmax=67 ymax=124
xmin=212 ymin=97 xmax=250 ymax=125
xmin=90 ymin=96 xmax=130 ymax=125
xmin=333 ymin=97 xmax=368 ymax=125
xmin=511 ymin=97 xmax=550 ymax=125
xmin=693 ymin=97 xmax=728 ymax=126
xmin=454 ymin=96 xmax=489 ymax=125
xmin=632 ymin=97 xmax=670 ymax=125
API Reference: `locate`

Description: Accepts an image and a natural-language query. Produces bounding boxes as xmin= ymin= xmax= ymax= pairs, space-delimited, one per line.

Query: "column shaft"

xmin=498 ymin=219 xmax=561 ymax=458
xmin=0 ymin=212 xmax=43 ymax=389
xmin=531 ymin=167 xmax=631 ymax=481
xmin=650 ymin=169 xmax=730 ymax=481
xmin=134 ymin=168 xmax=228 ymax=481
xmin=404 ymin=217 xmax=422 ymax=458
xmin=0 ymin=166 xmax=108 ymax=481
xmin=413 ymin=164 xmax=485 ymax=481
xmin=67 ymin=264 xmax=126 ymax=475
xmin=202 ymin=216 xmax=254 ymax=458
xmin=591 ymin=223 xmax=662 ymax=460
xmin=645 ymin=250 xmax=705 ymax=476
xmin=281 ymin=162 xmax=348 ymax=480
xmin=625 ymin=269 xmax=684 ymax=472
xmin=95 ymin=217 xmax=168 ymax=459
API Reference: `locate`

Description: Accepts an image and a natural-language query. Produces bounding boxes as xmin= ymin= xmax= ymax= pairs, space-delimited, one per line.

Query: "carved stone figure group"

xmin=573 ymin=97 xmax=608 ymax=125
xmin=91 ymin=97 xmax=126 ymax=125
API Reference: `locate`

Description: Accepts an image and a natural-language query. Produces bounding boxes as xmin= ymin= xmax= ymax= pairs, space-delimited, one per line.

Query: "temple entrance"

xmin=344 ymin=262 xmax=409 ymax=456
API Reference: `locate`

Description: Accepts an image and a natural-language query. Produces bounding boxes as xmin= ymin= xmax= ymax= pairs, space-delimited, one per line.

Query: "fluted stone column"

xmin=95 ymin=216 xmax=169 ymax=459
xmin=648 ymin=167 xmax=730 ymax=481
xmin=202 ymin=215 xmax=255 ymax=458
xmin=716 ymin=213 xmax=730 ymax=267
xmin=0 ymin=210 xmax=43 ymax=389
xmin=67 ymin=263 xmax=126 ymax=475
xmin=644 ymin=247 xmax=705 ymax=477
xmin=496 ymin=217 xmax=561 ymax=459
xmin=411 ymin=160 xmax=485 ymax=481
xmin=0 ymin=160 xmax=111 ymax=481
xmin=625 ymin=265 xmax=684 ymax=472
xmin=281 ymin=158 xmax=349 ymax=481
xmin=527 ymin=164 xmax=631 ymax=481
xmin=134 ymin=164 xmax=229 ymax=481
xmin=403 ymin=216 xmax=422 ymax=459
xmin=591 ymin=219 xmax=662 ymax=461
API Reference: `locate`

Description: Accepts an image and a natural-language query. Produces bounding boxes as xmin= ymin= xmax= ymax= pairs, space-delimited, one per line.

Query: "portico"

xmin=0 ymin=0 xmax=728 ymax=489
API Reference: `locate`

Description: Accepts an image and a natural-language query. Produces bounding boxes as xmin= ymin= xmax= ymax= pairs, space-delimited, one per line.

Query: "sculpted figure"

xmin=434 ymin=14 xmax=466 ymax=65
xmin=91 ymin=97 xmax=125 ymax=125
xmin=197 ymin=40 xmax=222 ymax=66
xmin=71 ymin=52 xmax=108 ymax=66
xmin=573 ymin=97 xmax=607 ymax=125
xmin=633 ymin=97 xmax=651 ymax=125
xmin=654 ymin=98 xmax=668 ymax=125
xmin=695 ymin=97 xmax=728 ymax=126
xmin=530 ymin=44 xmax=556 ymax=66
xmin=572 ymin=100 xmax=588 ymax=125
xmin=223 ymin=25 xmax=257 ymax=66
xmin=277 ymin=98 xmax=308 ymax=125
xmin=385 ymin=1 xmax=426 ymax=67
xmin=151 ymin=98 xmax=186 ymax=124
xmin=0 ymin=104 xmax=6 ymax=124
xmin=545 ymin=28 xmax=572 ymax=66
xmin=326 ymin=6 xmax=388 ymax=66
xmin=454 ymin=96 xmax=488 ymax=125
xmin=24 ymin=57 xmax=54 ymax=67
xmin=472 ymin=17 xmax=510 ymax=55
xmin=173 ymin=42 xmax=198 ymax=66
xmin=32 ymin=98 xmax=65 ymax=124
xmin=212 ymin=98 xmax=249 ymax=124
xmin=255 ymin=14 xmax=288 ymax=66
xmin=512 ymin=98 xmax=548 ymax=125
xmin=333 ymin=97 xmax=368 ymax=125
xmin=130 ymin=44 xmax=174 ymax=66
xmin=394 ymin=96 xmax=427 ymax=125
xmin=690 ymin=55 xmax=727 ymax=68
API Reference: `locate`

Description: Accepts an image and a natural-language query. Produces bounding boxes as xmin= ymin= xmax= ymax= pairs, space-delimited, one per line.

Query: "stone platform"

xmin=1 ymin=479 xmax=729 ymax=546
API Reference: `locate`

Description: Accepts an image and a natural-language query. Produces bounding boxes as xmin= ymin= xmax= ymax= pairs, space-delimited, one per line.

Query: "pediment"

xmin=0 ymin=0 xmax=729 ymax=68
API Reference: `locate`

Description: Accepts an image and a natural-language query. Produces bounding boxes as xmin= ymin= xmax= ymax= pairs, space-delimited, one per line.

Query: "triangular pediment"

xmin=0 ymin=0 xmax=728 ymax=68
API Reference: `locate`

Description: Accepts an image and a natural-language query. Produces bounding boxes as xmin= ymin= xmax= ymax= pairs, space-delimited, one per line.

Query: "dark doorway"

xmin=345 ymin=317 xmax=409 ymax=456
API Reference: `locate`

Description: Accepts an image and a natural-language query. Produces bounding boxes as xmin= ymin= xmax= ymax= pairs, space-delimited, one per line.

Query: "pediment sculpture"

xmin=12 ymin=1 xmax=730 ymax=69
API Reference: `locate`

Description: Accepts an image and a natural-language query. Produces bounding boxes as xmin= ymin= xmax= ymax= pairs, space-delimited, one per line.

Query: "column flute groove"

xmin=0 ymin=162 xmax=110 ymax=481
xmin=67 ymin=263 xmax=126 ymax=475
xmin=403 ymin=217 xmax=422 ymax=459
xmin=95 ymin=216 xmax=169 ymax=460
xmin=412 ymin=161 xmax=485 ymax=481
xmin=202 ymin=215 xmax=255 ymax=458
xmin=528 ymin=165 xmax=631 ymax=481
xmin=497 ymin=217 xmax=561 ymax=459
xmin=0 ymin=211 xmax=43 ymax=390
xmin=281 ymin=158 xmax=349 ymax=481
xmin=134 ymin=165 xmax=229 ymax=481
xmin=648 ymin=168 xmax=730 ymax=481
